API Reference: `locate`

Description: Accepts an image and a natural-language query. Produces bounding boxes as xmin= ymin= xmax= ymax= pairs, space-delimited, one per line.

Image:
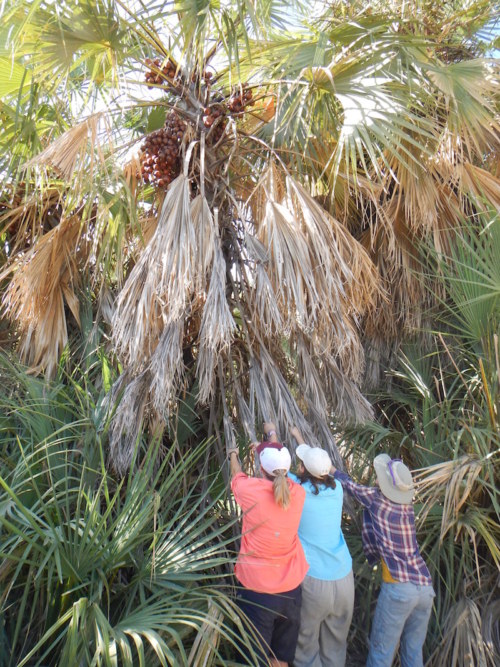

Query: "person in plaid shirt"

xmin=333 ymin=454 xmax=435 ymax=667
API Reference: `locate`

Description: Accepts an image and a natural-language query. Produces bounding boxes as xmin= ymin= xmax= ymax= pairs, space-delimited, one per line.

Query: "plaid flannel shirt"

xmin=334 ymin=471 xmax=432 ymax=586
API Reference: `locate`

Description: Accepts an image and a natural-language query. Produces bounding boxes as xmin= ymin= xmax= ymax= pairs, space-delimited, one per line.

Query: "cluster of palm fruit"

xmin=202 ymin=85 xmax=254 ymax=143
xmin=139 ymin=111 xmax=187 ymax=188
xmin=144 ymin=58 xmax=178 ymax=87
xmin=227 ymin=86 xmax=253 ymax=114
xmin=140 ymin=55 xmax=257 ymax=186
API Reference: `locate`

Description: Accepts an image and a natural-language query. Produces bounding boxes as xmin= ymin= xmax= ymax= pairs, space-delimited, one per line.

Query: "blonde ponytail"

xmin=272 ymin=470 xmax=290 ymax=509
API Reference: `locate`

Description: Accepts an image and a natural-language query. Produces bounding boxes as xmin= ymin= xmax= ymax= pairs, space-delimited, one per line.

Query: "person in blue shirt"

xmin=289 ymin=426 xmax=354 ymax=667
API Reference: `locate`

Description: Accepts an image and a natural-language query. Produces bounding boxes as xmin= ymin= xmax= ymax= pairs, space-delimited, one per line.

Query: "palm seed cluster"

xmin=139 ymin=57 xmax=254 ymax=189
xmin=139 ymin=111 xmax=187 ymax=187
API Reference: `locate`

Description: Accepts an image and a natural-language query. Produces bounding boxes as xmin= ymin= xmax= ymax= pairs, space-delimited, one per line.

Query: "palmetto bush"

xmin=338 ymin=211 xmax=500 ymax=666
xmin=0 ymin=356 xmax=260 ymax=666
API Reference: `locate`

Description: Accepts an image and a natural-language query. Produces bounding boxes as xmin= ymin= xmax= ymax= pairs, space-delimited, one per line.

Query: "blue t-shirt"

xmin=289 ymin=472 xmax=352 ymax=581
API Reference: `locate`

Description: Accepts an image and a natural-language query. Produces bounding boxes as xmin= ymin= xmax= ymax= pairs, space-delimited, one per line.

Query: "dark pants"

xmin=235 ymin=584 xmax=302 ymax=665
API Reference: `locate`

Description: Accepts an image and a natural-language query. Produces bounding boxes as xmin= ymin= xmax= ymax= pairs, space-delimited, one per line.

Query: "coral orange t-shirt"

xmin=231 ymin=472 xmax=309 ymax=593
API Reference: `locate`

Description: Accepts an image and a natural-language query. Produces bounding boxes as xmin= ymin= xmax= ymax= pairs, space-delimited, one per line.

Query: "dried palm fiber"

xmin=361 ymin=212 xmax=432 ymax=341
xmin=286 ymin=177 xmax=380 ymax=379
xmin=187 ymin=601 xmax=223 ymax=667
xmin=107 ymin=369 xmax=152 ymax=475
xmin=1 ymin=214 xmax=85 ymax=378
xmin=414 ymin=456 xmax=484 ymax=539
xmin=0 ymin=187 xmax=62 ymax=254
xmin=427 ymin=595 xmax=494 ymax=667
xmin=196 ymin=241 xmax=236 ymax=405
xmin=301 ymin=401 xmax=344 ymax=470
xmin=112 ymin=174 xmax=194 ymax=366
xmin=239 ymin=231 xmax=283 ymax=337
xmin=313 ymin=344 xmax=374 ymax=421
xmin=248 ymin=336 xmax=312 ymax=429
xmin=190 ymin=194 xmax=216 ymax=293
xmin=122 ymin=153 xmax=142 ymax=198
xmin=248 ymin=161 xmax=287 ymax=239
xmin=149 ymin=318 xmax=185 ymax=416
xmin=455 ymin=163 xmax=500 ymax=212
xmin=292 ymin=332 xmax=329 ymax=415
xmin=23 ymin=114 xmax=103 ymax=181
xmin=257 ymin=191 xmax=320 ymax=330
xmin=384 ymin=148 xmax=442 ymax=235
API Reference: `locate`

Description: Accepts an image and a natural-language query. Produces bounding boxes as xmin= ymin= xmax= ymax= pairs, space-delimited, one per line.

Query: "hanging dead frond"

xmin=107 ymin=369 xmax=152 ymax=475
xmin=23 ymin=114 xmax=103 ymax=181
xmin=187 ymin=602 xmax=224 ymax=667
xmin=415 ymin=455 xmax=483 ymax=539
xmin=1 ymin=214 xmax=86 ymax=377
xmin=196 ymin=240 xmax=236 ymax=404
xmin=191 ymin=194 xmax=216 ymax=292
xmin=427 ymin=595 xmax=496 ymax=667
xmin=149 ymin=319 xmax=185 ymax=416
xmin=112 ymin=174 xmax=194 ymax=366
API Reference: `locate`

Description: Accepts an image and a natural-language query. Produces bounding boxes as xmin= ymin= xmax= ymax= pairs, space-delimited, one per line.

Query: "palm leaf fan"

xmin=23 ymin=114 xmax=104 ymax=181
xmin=190 ymin=194 xmax=216 ymax=292
xmin=149 ymin=319 xmax=185 ymax=417
xmin=107 ymin=369 xmax=152 ymax=475
xmin=196 ymin=240 xmax=236 ymax=405
xmin=241 ymin=232 xmax=283 ymax=337
xmin=455 ymin=163 xmax=500 ymax=212
xmin=1 ymin=214 xmax=85 ymax=378
xmin=112 ymin=174 xmax=194 ymax=367
xmin=258 ymin=198 xmax=319 ymax=330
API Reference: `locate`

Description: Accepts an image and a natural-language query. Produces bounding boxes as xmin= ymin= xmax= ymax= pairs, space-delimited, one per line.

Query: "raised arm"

xmin=227 ymin=448 xmax=242 ymax=479
xmin=333 ymin=470 xmax=378 ymax=508
xmin=290 ymin=426 xmax=306 ymax=445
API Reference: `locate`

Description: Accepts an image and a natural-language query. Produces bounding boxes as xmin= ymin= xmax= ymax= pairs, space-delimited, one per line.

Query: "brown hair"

xmin=272 ymin=470 xmax=291 ymax=509
xmin=296 ymin=467 xmax=336 ymax=495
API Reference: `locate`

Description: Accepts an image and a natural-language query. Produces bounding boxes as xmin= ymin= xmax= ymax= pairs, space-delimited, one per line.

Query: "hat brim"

xmin=374 ymin=454 xmax=414 ymax=505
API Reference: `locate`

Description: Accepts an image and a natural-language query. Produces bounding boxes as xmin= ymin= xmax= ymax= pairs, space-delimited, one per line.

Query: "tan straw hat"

xmin=373 ymin=454 xmax=414 ymax=504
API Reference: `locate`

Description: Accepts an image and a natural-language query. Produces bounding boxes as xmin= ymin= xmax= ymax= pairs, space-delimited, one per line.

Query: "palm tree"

xmin=0 ymin=0 xmax=498 ymax=468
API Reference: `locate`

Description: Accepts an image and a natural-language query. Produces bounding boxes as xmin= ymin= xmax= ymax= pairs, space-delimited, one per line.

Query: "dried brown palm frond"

xmin=249 ymin=161 xmax=287 ymax=227
xmin=23 ymin=114 xmax=104 ymax=181
xmin=258 ymin=197 xmax=319 ymax=329
xmin=149 ymin=319 xmax=185 ymax=416
xmin=196 ymin=241 xmax=236 ymax=405
xmin=107 ymin=368 xmax=152 ymax=474
xmin=190 ymin=194 xmax=216 ymax=292
xmin=1 ymin=214 xmax=86 ymax=378
xmin=122 ymin=153 xmax=142 ymax=198
xmin=0 ymin=187 xmax=63 ymax=254
xmin=415 ymin=456 xmax=482 ymax=525
xmin=187 ymin=602 xmax=223 ymax=667
xmin=112 ymin=174 xmax=194 ymax=366
xmin=427 ymin=594 xmax=496 ymax=667
xmin=241 ymin=232 xmax=283 ymax=337
xmin=455 ymin=163 xmax=500 ymax=212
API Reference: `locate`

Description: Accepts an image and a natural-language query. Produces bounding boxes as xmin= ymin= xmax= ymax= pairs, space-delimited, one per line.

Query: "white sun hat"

xmin=296 ymin=443 xmax=332 ymax=478
xmin=373 ymin=454 xmax=414 ymax=505
xmin=257 ymin=442 xmax=292 ymax=476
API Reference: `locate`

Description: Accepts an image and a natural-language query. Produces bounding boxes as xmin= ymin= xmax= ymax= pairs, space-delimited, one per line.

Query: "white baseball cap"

xmin=257 ymin=442 xmax=292 ymax=476
xmin=296 ymin=443 xmax=332 ymax=478
xmin=373 ymin=454 xmax=414 ymax=504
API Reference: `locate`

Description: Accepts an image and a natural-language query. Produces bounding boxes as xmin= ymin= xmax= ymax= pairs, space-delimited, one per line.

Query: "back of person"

xmin=289 ymin=430 xmax=355 ymax=667
xmin=288 ymin=474 xmax=352 ymax=581
xmin=228 ymin=427 xmax=309 ymax=667
xmin=232 ymin=473 xmax=308 ymax=593
xmin=334 ymin=453 xmax=434 ymax=667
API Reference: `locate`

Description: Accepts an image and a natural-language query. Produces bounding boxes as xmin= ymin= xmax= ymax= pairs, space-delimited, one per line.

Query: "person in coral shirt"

xmin=228 ymin=423 xmax=309 ymax=667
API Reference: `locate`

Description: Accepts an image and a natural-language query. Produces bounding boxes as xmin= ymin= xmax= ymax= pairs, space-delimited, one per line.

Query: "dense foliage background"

xmin=0 ymin=1 xmax=498 ymax=665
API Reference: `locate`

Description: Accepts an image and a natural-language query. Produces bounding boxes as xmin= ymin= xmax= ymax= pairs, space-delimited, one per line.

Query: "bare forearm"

xmin=290 ymin=426 xmax=305 ymax=444
xmin=228 ymin=450 xmax=242 ymax=478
